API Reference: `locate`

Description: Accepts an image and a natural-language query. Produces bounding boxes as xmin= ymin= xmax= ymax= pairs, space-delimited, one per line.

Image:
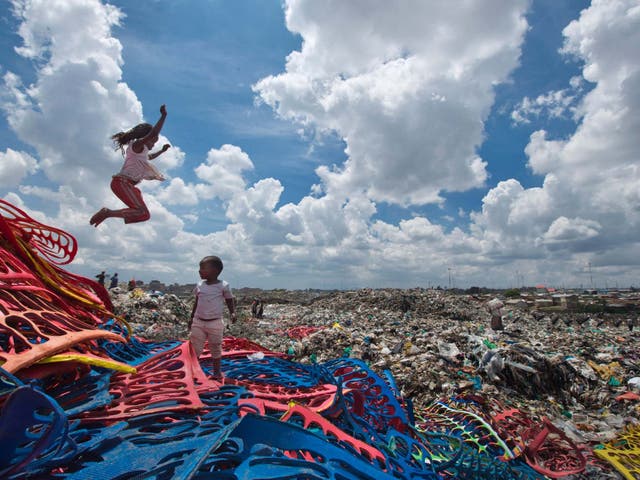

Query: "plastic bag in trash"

xmin=628 ymin=377 xmax=640 ymax=391
xmin=438 ymin=341 xmax=462 ymax=362
xmin=247 ymin=351 xmax=265 ymax=361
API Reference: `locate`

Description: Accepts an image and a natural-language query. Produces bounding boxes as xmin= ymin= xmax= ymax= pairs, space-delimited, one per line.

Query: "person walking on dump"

xmin=95 ymin=271 xmax=106 ymax=286
xmin=251 ymin=298 xmax=264 ymax=319
xmin=90 ymin=104 xmax=170 ymax=227
xmin=109 ymin=272 xmax=119 ymax=289
xmin=486 ymin=297 xmax=504 ymax=331
xmin=188 ymin=256 xmax=237 ymax=380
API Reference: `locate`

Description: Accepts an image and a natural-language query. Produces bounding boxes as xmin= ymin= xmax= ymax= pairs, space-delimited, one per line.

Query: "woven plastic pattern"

xmin=0 ymin=198 xmax=596 ymax=480
xmin=63 ymin=416 xmax=234 ymax=479
xmin=77 ymin=342 xmax=208 ymax=422
xmin=595 ymin=423 xmax=640 ymax=480
xmin=40 ymin=368 xmax=113 ymax=415
xmin=412 ymin=429 xmax=543 ymax=480
xmin=418 ymin=399 xmax=516 ymax=460
xmin=0 ymin=209 xmax=123 ymax=373
xmin=0 ymin=384 xmax=69 ymax=477
xmin=221 ymin=355 xmax=329 ymax=388
xmin=0 ymin=283 xmax=123 ymax=372
xmin=198 ymin=348 xmax=339 ymax=411
xmin=98 ymin=319 xmax=180 ymax=365
xmin=0 ymin=199 xmax=77 ymax=265
xmin=0 ymin=199 xmax=113 ymax=312
xmin=18 ymin=411 xmax=238 ymax=479
xmin=413 ymin=398 xmax=550 ymax=480
xmin=324 ymin=358 xmax=410 ymax=433
xmin=199 ymin=413 xmax=407 ymax=479
xmin=280 ymin=403 xmax=388 ymax=468
xmin=492 ymin=405 xmax=586 ymax=478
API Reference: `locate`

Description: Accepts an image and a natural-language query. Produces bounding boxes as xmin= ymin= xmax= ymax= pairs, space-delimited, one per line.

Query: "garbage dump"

xmin=1 ymin=198 xmax=639 ymax=479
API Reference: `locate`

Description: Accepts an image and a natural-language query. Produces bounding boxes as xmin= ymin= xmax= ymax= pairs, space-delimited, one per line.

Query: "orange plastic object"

xmin=0 ymin=199 xmax=113 ymax=313
xmin=493 ymin=407 xmax=586 ymax=478
xmin=1 ymin=201 xmax=127 ymax=373
xmin=286 ymin=326 xmax=324 ymax=339
xmin=280 ymin=403 xmax=387 ymax=466
xmin=77 ymin=342 xmax=208 ymax=422
xmin=237 ymin=397 xmax=283 ymax=416
xmin=221 ymin=337 xmax=288 ymax=358
xmin=224 ymin=377 xmax=337 ymax=411
xmin=0 ymin=317 xmax=123 ymax=373
xmin=595 ymin=423 xmax=640 ymax=480
xmin=522 ymin=418 xmax=586 ymax=478
xmin=0 ymin=272 xmax=123 ymax=372
xmin=615 ymin=392 xmax=640 ymax=402
xmin=0 ymin=199 xmax=77 ymax=265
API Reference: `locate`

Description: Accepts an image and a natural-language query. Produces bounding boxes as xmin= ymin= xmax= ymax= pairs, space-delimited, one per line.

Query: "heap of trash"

xmin=2 ymin=197 xmax=640 ymax=479
xmin=112 ymin=286 xmax=640 ymax=439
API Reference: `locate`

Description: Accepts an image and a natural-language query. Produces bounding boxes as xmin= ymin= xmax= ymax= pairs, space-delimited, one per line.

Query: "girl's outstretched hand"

xmin=160 ymin=104 xmax=167 ymax=115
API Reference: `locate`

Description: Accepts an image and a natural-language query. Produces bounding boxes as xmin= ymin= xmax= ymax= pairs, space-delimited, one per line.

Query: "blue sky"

xmin=1 ymin=0 xmax=639 ymax=290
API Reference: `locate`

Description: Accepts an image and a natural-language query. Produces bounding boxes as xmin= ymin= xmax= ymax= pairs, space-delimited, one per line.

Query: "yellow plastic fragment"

xmin=594 ymin=423 xmax=640 ymax=480
xmin=37 ymin=353 xmax=137 ymax=374
xmin=587 ymin=360 xmax=623 ymax=380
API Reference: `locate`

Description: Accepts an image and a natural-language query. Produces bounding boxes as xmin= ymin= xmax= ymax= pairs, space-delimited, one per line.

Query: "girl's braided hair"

xmin=111 ymin=123 xmax=153 ymax=155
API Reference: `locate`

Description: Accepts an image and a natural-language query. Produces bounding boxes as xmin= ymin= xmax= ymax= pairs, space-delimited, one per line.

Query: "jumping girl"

xmin=90 ymin=104 xmax=169 ymax=227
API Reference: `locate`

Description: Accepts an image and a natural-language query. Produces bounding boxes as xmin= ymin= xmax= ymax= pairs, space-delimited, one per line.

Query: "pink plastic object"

xmin=280 ymin=403 xmax=387 ymax=467
xmin=77 ymin=342 xmax=208 ymax=422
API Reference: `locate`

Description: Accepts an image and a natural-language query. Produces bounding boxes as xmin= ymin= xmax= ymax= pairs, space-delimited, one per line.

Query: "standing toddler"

xmin=189 ymin=256 xmax=236 ymax=380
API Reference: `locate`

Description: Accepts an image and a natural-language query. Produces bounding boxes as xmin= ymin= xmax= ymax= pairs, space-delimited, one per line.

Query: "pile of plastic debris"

xmin=2 ymin=198 xmax=638 ymax=479
xmin=110 ymin=288 xmax=640 ymax=478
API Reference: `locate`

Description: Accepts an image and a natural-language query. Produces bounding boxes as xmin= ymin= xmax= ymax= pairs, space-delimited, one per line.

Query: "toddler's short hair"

xmin=200 ymin=255 xmax=223 ymax=271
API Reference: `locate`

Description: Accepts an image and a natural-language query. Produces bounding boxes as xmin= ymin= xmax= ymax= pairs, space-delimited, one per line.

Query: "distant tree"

xmin=504 ymin=288 xmax=520 ymax=298
xmin=466 ymin=286 xmax=481 ymax=294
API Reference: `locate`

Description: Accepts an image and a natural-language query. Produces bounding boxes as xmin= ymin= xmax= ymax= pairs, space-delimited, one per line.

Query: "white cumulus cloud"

xmin=254 ymin=0 xmax=529 ymax=206
xmin=1 ymin=0 xmax=638 ymax=289
xmin=0 ymin=148 xmax=38 ymax=187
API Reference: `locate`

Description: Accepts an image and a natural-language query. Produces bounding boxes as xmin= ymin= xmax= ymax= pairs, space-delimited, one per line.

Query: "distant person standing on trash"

xmin=251 ymin=298 xmax=264 ymax=319
xmin=188 ymin=256 xmax=237 ymax=381
xmin=109 ymin=272 xmax=119 ymax=289
xmin=486 ymin=297 xmax=504 ymax=330
xmin=95 ymin=271 xmax=106 ymax=286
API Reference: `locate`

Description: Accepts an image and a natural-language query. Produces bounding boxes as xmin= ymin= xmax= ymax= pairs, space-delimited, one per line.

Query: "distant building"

xmin=535 ymin=284 xmax=547 ymax=294
xmin=505 ymin=298 xmax=528 ymax=310
xmin=551 ymin=294 xmax=578 ymax=309
xmin=535 ymin=298 xmax=554 ymax=308
xmin=148 ymin=280 xmax=166 ymax=291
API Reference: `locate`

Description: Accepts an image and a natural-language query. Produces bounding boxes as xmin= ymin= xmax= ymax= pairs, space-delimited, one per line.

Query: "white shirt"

xmin=193 ymin=280 xmax=233 ymax=319
xmin=119 ymin=142 xmax=165 ymax=182
xmin=486 ymin=298 xmax=504 ymax=315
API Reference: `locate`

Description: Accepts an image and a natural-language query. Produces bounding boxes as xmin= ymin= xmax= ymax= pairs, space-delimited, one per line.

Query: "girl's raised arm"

xmin=132 ymin=104 xmax=167 ymax=152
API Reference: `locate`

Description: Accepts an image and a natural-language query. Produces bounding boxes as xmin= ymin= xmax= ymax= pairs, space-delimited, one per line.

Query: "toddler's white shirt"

xmin=193 ymin=280 xmax=232 ymax=319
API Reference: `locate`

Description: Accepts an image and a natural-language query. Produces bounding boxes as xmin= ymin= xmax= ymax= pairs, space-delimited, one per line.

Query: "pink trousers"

xmin=110 ymin=175 xmax=150 ymax=224
xmin=189 ymin=318 xmax=223 ymax=359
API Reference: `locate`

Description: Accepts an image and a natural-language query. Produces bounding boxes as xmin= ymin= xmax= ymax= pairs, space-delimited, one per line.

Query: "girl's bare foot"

xmin=90 ymin=208 xmax=109 ymax=227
